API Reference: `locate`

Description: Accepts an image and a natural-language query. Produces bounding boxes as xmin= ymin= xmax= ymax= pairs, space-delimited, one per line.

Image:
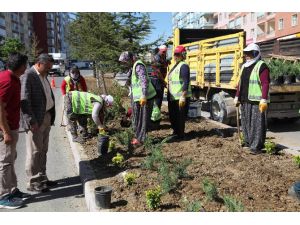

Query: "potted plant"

xmin=295 ymin=62 xmax=300 ymax=83
xmin=282 ymin=62 xmax=295 ymax=84
xmin=268 ymin=60 xmax=283 ymax=85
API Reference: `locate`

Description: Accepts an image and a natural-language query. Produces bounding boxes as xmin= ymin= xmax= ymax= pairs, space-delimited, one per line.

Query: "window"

xmin=0 ymin=17 xmax=5 ymax=27
xmin=278 ymin=18 xmax=284 ymax=30
xmin=251 ymin=12 xmax=255 ymax=22
xmin=292 ymin=14 xmax=298 ymax=26
xmin=228 ymin=20 xmax=234 ymax=28
xmin=0 ymin=28 xmax=6 ymax=37
xmin=235 ymin=17 xmax=242 ymax=27
xmin=219 ymin=13 xmax=222 ymax=22
xmin=250 ymin=29 xmax=255 ymax=38
xmin=243 ymin=15 xmax=247 ymax=25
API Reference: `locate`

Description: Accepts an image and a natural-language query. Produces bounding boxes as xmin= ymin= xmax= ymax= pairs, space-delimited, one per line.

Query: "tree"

xmin=0 ymin=38 xmax=25 ymax=61
xmin=26 ymin=33 xmax=43 ymax=65
xmin=117 ymin=12 xmax=162 ymax=57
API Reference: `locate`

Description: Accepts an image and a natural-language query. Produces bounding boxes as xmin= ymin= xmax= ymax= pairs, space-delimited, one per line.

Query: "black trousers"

xmin=167 ymin=95 xmax=190 ymax=137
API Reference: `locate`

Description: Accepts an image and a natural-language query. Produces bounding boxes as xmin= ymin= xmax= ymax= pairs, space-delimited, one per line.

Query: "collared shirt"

xmin=0 ymin=70 xmax=21 ymax=130
xmin=33 ymin=66 xmax=55 ymax=111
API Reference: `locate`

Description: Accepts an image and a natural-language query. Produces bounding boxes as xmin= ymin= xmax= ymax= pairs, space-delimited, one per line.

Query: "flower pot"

xmin=270 ymin=76 xmax=284 ymax=85
xmin=95 ymin=186 xmax=113 ymax=209
xmin=283 ymin=74 xmax=296 ymax=84
xmin=98 ymin=134 xmax=109 ymax=155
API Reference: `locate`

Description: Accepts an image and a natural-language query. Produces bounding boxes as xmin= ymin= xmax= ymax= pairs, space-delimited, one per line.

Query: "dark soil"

xmin=83 ymin=77 xmax=300 ymax=212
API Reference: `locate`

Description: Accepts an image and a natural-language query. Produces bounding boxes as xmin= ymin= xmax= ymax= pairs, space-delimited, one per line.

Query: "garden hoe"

xmin=236 ymin=106 xmax=242 ymax=147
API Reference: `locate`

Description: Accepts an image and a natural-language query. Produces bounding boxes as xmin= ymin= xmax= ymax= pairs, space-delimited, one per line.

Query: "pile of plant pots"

xmin=267 ymin=59 xmax=300 ymax=85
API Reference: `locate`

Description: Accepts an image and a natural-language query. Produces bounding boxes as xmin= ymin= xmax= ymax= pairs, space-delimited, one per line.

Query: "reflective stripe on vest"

xmin=131 ymin=60 xmax=156 ymax=102
xmin=240 ymin=60 xmax=270 ymax=103
xmin=71 ymin=91 xmax=102 ymax=114
xmin=64 ymin=76 xmax=83 ymax=93
xmin=168 ymin=61 xmax=192 ymax=100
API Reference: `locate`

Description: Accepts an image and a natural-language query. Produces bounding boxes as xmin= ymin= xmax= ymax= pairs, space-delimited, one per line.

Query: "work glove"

xmin=140 ymin=96 xmax=147 ymax=106
xmin=234 ymin=97 xmax=240 ymax=107
xmin=259 ymin=99 xmax=268 ymax=113
xmin=99 ymin=128 xmax=107 ymax=135
xmin=179 ymin=96 xmax=186 ymax=108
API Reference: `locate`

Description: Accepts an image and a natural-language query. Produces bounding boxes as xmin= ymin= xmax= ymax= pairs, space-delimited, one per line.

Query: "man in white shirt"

xmin=20 ymin=54 xmax=56 ymax=193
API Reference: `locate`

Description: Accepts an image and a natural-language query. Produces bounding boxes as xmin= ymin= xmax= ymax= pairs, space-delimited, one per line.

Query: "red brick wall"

xmin=275 ymin=12 xmax=300 ymax=38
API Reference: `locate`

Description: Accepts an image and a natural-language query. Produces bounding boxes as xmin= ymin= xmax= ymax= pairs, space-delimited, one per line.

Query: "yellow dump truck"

xmin=168 ymin=28 xmax=300 ymax=124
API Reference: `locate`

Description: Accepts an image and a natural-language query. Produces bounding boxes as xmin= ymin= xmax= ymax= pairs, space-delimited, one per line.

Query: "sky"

xmin=145 ymin=12 xmax=173 ymax=44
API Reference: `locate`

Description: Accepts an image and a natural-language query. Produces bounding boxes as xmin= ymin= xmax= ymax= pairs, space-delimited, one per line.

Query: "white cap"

xmin=159 ymin=45 xmax=167 ymax=51
xmin=243 ymin=43 xmax=260 ymax=52
xmin=101 ymin=95 xmax=114 ymax=106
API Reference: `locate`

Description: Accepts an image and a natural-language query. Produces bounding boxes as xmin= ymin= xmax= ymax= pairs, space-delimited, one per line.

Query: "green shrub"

xmin=145 ymin=186 xmax=162 ymax=210
xmin=142 ymin=144 xmax=165 ymax=170
xmin=112 ymin=153 xmax=124 ymax=167
xmin=124 ymin=172 xmax=137 ymax=186
xmin=240 ymin=132 xmax=246 ymax=146
xmin=264 ymin=140 xmax=276 ymax=154
xmin=174 ymin=158 xmax=192 ymax=179
xmin=223 ymin=195 xmax=244 ymax=212
xmin=202 ymin=178 xmax=219 ymax=201
xmin=182 ymin=197 xmax=203 ymax=212
xmin=158 ymin=162 xmax=179 ymax=194
xmin=115 ymin=128 xmax=134 ymax=149
xmin=293 ymin=155 xmax=300 ymax=168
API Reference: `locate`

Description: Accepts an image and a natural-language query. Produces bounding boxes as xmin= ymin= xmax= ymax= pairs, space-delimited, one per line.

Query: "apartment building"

xmin=0 ymin=12 xmax=71 ymax=55
xmin=172 ymin=12 xmax=216 ymax=29
xmin=0 ymin=12 xmax=33 ymax=49
xmin=172 ymin=12 xmax=300 ymax=45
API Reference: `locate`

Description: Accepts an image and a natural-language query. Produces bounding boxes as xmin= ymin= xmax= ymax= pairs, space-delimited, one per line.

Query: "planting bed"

xmin=83 ymin=77 xmax=300 ymax=212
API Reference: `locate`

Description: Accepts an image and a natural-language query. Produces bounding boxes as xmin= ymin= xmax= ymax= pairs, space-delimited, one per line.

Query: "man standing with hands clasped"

xmin=20 ymin=54 xmax=56 ymax=193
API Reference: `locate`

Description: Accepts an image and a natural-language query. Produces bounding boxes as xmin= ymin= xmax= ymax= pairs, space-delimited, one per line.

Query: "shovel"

xmin=236 ymin=106 xmax=242 ymax=146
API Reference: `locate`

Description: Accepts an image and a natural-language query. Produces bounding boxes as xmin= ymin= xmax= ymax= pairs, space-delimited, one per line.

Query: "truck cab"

xmin=48 ymin=53 xmax=67 ymax=76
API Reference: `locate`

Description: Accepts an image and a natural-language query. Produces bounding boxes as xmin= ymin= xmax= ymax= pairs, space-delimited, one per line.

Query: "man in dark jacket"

xmin=20 ymin=54 xmax=56 ymax=193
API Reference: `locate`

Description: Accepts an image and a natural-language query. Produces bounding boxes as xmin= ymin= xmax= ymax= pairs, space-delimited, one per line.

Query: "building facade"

xmin=172 ymin=12 xmax=300 ymax=44
xmin=0 ymin=12 xmax=72 ymax=56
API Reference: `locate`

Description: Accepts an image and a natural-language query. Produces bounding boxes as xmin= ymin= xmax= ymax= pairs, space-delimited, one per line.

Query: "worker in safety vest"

xmin=65 ymin=90 xmax=113 ymax=143
xmin=119 ymin=51 xmax=156 ymax=145
xmin=167 ymin=45 xmax=191 ymax=140
xmin=61 ymin=65 xmax=87 ymax=96
xmin=149 ymin=45 xmax=169 ymax=124
xmin=234 ymin=43 xmax=270 ymax=155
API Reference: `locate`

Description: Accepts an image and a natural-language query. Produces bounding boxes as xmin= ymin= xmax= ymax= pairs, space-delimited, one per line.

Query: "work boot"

xmin=11 ymin=188 xmax=32 ymax=201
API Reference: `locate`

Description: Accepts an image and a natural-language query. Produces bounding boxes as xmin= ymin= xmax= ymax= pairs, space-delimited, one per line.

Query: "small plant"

xmin=223 ymin=195 xmax=244 ymax=212
xmin=145 ymin=186 xmax=162 ymax=210
xmin=240 ymin=132 xmax=246 ymax=146
xmin=182 ymin=197 xmax=203 ymax=212
xmin=293 ymin=155 xmax=300 ymax=168
xmin=108 ymin=140 xmax=116 ymax=152
xmin=142 ymin=144 xmax=165 ymax=170
xmin=264 ymin=140 xmax=276 ymax=154
xmin=115 ymin=128 xmax=134 ymax=150
xmin=124 ymin=172 xmax=137 ymax=186
xmin=202 ymin=178 xmax=219 ymax=201
xmin=174 ymin=158 xmax=192 ymax=179
xmin=112 ymin=153 xmax=124 ymax=167
xmin=158 ymin=162 xmax=178 ymax=194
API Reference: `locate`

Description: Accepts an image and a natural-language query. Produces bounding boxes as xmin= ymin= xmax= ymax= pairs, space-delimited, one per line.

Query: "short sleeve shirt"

xmin=0 ymin=70 xmax=21 ymax=130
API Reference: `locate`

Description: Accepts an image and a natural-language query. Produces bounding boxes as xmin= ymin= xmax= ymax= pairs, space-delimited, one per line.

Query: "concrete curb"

xmin=64 ymin=116 xmax=106 ymax=212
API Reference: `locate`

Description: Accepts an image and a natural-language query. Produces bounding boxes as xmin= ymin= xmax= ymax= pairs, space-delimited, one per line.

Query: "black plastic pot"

xmin=98 ymin=134 xmax=109 ymax=155
xmin=95 ymin=186 xmax=113 ymax=209
xmin=270 ymin=76 xmax=284 ymax=85
xmin=283 ymin=74 xmax=295 ymax=84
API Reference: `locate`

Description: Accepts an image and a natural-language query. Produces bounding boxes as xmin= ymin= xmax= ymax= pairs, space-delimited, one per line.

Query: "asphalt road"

xmin=1 ymin=76 xmax=87 ymax=212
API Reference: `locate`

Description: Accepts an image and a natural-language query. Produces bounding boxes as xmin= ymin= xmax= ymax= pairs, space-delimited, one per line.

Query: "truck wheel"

xmin=210 ymin=92 xmax=236 ymax=125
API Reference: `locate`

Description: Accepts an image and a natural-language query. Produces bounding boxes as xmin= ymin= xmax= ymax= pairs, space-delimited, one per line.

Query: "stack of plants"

xmin=267 ymin=59 xmax=300 ymax=85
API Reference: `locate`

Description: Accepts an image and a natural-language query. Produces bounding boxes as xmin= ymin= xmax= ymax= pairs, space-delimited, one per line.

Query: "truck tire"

xmin=210 ymin=92 xmax=236 ymax=125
